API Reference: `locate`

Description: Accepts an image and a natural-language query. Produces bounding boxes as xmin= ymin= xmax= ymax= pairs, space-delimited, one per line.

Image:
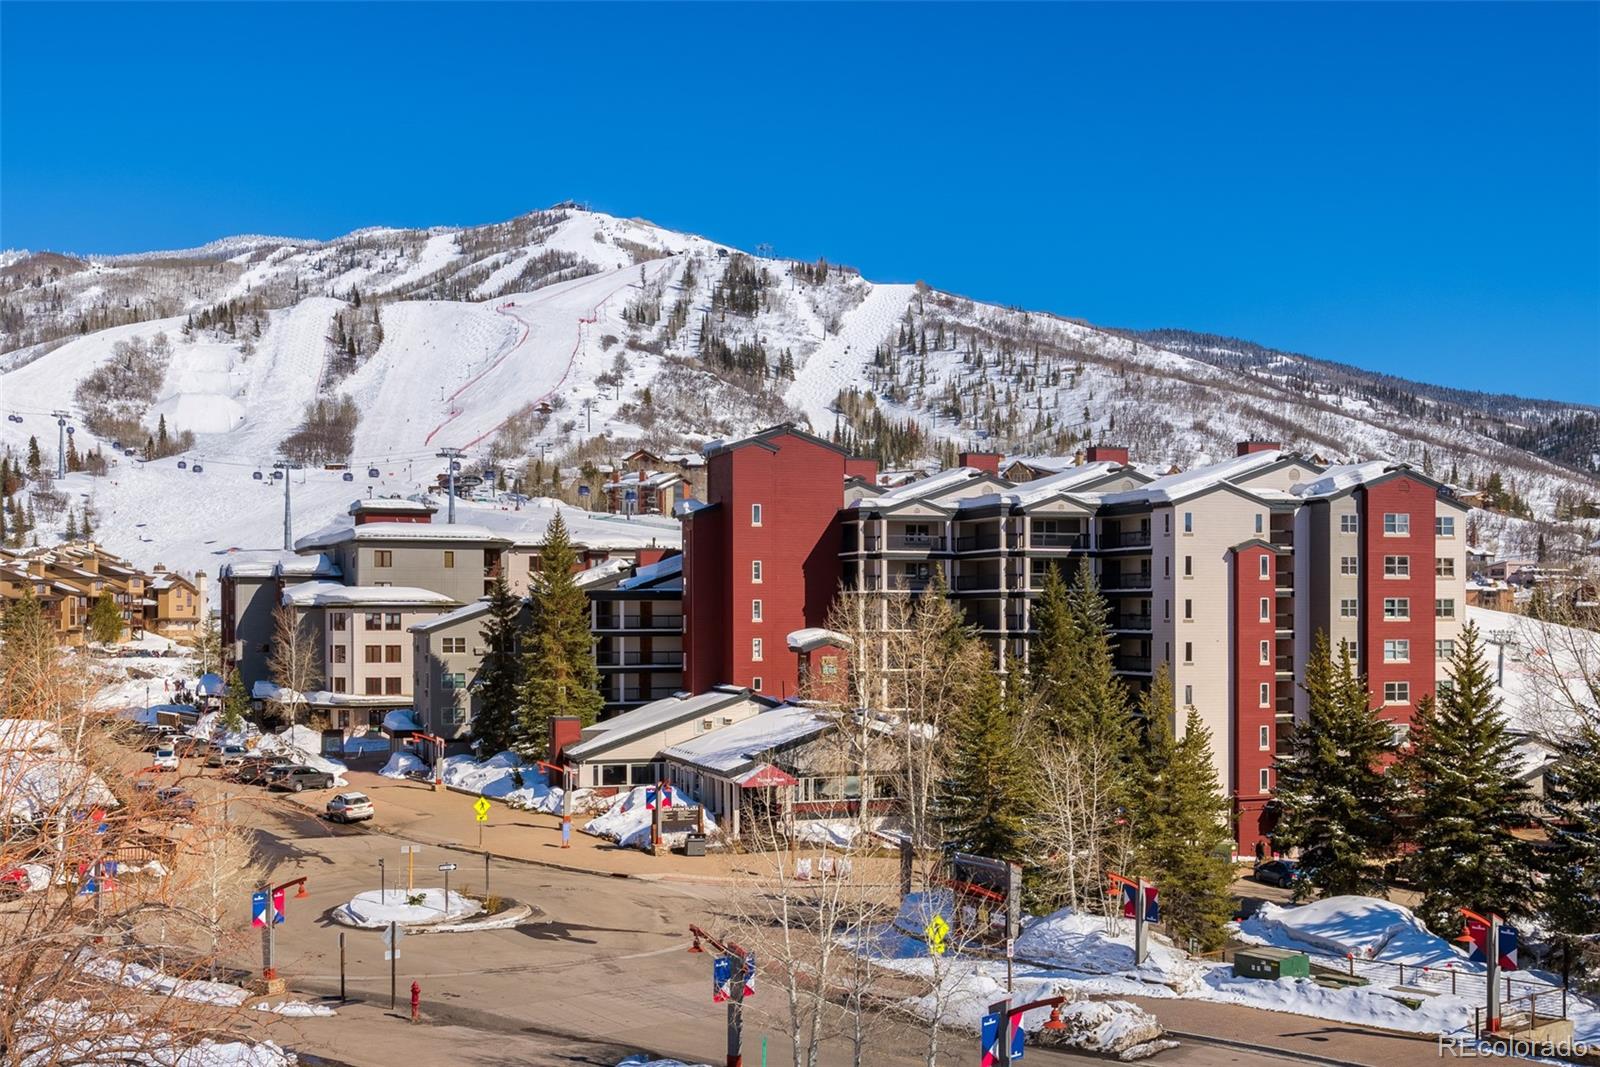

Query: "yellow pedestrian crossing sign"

xmin=473 ymin=797 xmax=490 ymax=822
xmin=926 ymin=914 xmax=950 ymax=956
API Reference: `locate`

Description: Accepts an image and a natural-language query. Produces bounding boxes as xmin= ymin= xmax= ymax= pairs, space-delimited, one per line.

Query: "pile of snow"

xmin=1034 ymin=1000 xmax=1174 ymax=1060
xmin=251 ymin=725 xmax=348 ymax=779
xmin=1195 ymin=966 xmax=1477 ymax=1036
xmin=788 ymin=816 xmax=898 ymax=848
xmin=254 ymin=1000 xmax=336 ymax=1017
xmin=617 ymin=1059 xmax=710 ymax=1067
xmin=436 ymin=749 xmax=579 ymax=813
xmin=14 ymin=863 xmax=52 ymax=892
xmin=1238 ymin=896 xmax=1464 ymax=967
xmin=187 ymin=710 xmax=260 ymax=749
xmin=380 ymin=751 xmax=427 ymax=779
xmin=16 ymin=999 xmax=293 ymax=1067
xmin=1015 ymin=908 xmax=1202 ymax=990
xmin=333 ymin=887 xmax=482 ymax=927
xmin=80 ymin=956 xmax=250 ymax=1007
xmin=583 ymin=784 xmax=715 ymax=849
xmin=340 ymin=732 xmax=390 ymax=755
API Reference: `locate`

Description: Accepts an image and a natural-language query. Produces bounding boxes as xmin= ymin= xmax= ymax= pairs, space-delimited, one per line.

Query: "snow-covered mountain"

xmin=2 ymin=204 xmax=1596 ymax=581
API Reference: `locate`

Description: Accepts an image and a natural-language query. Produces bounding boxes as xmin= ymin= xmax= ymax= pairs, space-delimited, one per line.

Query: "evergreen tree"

xmin=156 ymin=414 xmax=170 ymax=455
xmin=473 ymin=573 xmax=524 ymax=756
xmin=1399 ymin=624 xmax=1536 ymax=929
xmin=515 ymin=513 xmax=603 ymax=756
xmin=1272 ymin=633 xmax=1402 ymax=898
xmin=0 ymin=588 xmax=56 ymax=712
xmin=65 ymin=435 xmax=80 ymax=472
xmin=26 ymin=436 xmax=41 ymax=479
xmin=1034 ymin=560 xmax=1136 ymax=758
xmin=221 ymin=668 xmax=251 ymax=734
xmin=1140 ymin=673 xmax=1237 ymax=951
xmin=939 ymin=664 xmax=1030 ymax=861
xmin=81 ymin=505 xmax=93 ymax=539
xmin=88 ymin=594 xmax=124 ymax=646
xmin=64 ymin=508 xmax=78 ymax=541
xmin=1541 ymin=726 xmax=1600 ymax=985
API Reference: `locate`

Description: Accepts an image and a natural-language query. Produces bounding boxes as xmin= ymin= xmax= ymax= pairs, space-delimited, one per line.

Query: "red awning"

xmin=735 ymin=763 xmax=799 ymax=789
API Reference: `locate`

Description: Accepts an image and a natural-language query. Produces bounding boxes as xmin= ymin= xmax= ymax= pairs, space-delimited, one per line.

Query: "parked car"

xmin=231 ymin=757 xmax=280 ymax=785
xmin=0 ymin=866 xmax=33 ymax=895
xmin=143 ymin=730 xmax=179 ymax=752
xmin=1253 ymin=859 xmax=1300 ymax=888
xmin=269 ymin=766 xmax=336 ymax=793
xmin=155 ymin=787 xmax=195 ymax=814
xmin=152 ymin=746 xmax=179 ymax=770
xmin=326 ymin=792 xmax=374 ymax=823
xmin=172 ymin=736 xmax=205 ymax=757
xmin=206 ymin=745 xmax=248 ymax=769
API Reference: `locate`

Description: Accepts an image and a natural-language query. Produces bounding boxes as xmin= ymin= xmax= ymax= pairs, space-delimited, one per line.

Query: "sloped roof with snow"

xmin=564 ymin=686 xmax=769 ymax=762
xmin=616 ymin=554 xmax=683 ymax=590
xmin=281 ymin=581 xmax=457 ymax=609
xmin=294 ymin=521 xmax=508 ymax=551
xmin=409 ymin=598 xmax=493 ymax=633
xmin=661 ymin=705 xmax=833 ymax=776
xmin=848 ymin=466 xmax=989 ymax=509
xmin=1099 ymin=449 xmax=1290 ymax=506
xmin=220 ymin=550 xmax=341 ymax=579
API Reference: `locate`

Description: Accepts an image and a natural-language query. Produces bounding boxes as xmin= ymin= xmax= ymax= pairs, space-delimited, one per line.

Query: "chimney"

xmin=1236 ymin=441 xmax=1281 ymax=456
xmin=1085 ymin=445 xmax=1129 ymax=464
xmin=959 ymin=451 xmax=1001 ymax=475
xmin=844 ymin=457 xmax=880 ymax=484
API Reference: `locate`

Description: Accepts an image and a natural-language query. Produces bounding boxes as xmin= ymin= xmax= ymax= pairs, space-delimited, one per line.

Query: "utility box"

xmin=1232 ymin=947 xmax=1311 ymax=981
xmin=682 ymin=834 xmax=707 ymax=858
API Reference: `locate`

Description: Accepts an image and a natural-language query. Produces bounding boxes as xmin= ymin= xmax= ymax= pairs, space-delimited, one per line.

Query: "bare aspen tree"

xmin=266 ymin=600 xmax=321 ymax=728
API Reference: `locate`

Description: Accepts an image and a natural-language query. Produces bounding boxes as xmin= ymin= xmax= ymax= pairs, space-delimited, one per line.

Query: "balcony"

xmin=1114 ymin=656 xmax=1153 ymax=673
xmin=1274 ymin=614 xmax=1294 ymax=633
xmin=885 ymin=574 xmax=932 ymax=591
xmin=1101 ymin=573 xmax=1153 ymax=593
xmin=594 ymin=613 xmax=684 ymax=632
xmin=1030 ymin=531 xmax=1088 ymax=550
xmin=1114 ymin=614 xmax=1153 ymax=631
xmin=1274 ymin=655 xmax=1294 ymax=673
xmin=865 ymin=533 xmax=947 ymax=552
xmin=953 ymin=532 xmax=1003 ymax=552
xmin=1101 ymin=530 xmax=1152 ymax=549
xmin=953 ymin=573 xmax=1002 ymax=592
xmin=613 ymin=686 xmax=685 ymax=704
xmin=596 ymin=650 xmax=685 ymax=668
xmin=1269 ymin=529 xmax=1295 ymax=549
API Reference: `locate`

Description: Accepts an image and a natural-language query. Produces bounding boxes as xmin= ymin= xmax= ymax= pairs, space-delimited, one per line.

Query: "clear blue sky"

xmin=3 ymin=2 xmax=1596 ymax=403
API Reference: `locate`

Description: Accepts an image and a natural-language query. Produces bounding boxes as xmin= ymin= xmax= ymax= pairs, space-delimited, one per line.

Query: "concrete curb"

xmin=1161 ymin=1029 xmax=1377 ymax=1067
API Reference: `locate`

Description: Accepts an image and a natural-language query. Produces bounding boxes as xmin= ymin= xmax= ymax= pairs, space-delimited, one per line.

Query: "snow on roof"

xmin=851 ymin=466 xmax=988 ymax=508
xmin=673 ymin=498 xmax=715 ymax=518
xmin=1294 ymin=460 xmax=1395 ymax=498
xmin=195 ymin=672 xmax=225 ymax=697
xmin=281 ymin=581 xmax=456 ymax=609
xmin=383 ymin=709 xmax=421 ymax=733
xmin=448 ymin=497 xmax=680 ymax=550
xmin=279 ymin=553 xmax=341 ymax=577
xmin=1004 ymin=455 xmax=1079 ymax=474
xmin=661 ymin=705 xmax=833 ymax=776
xmin=1099 ymin=449 xmax=1287 ymax=506
xmin=787 ymin=627 xmax=851 ymax=653
xmin=616 ymin=554 xmax=683 ymax=590
xmin=563 ymin=685 xmax=762 ymax=761
xmin=220 ymin=550 xmax=340 ymax=580
xmin=572 ymin=558 xmax=632 ymax=589
xmin=294 ymin=520 xmax=507 ymax=551
xmin=348 ymin=498 xmax=436 ymax=515
xmin=409 ymin=598 xmax=492 ymax=632
xmin=962 ymin=461 xmax=1127 ymax=509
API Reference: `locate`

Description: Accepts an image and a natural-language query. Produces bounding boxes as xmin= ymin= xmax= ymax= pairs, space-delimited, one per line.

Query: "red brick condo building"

xmin=674 ymin=424 xmax=1468 ymax=856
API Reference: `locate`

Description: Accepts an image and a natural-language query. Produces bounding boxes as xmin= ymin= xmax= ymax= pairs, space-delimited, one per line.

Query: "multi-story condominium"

xmin=589 ymin=554 xmax=685 ymax=715
xmin=0 ymin=541 xmax=160 ymax=644
xmin=675 ymin=424 xmax=1468 ymax=856
xmin=144 ymin=566 xmax=205 ymax=637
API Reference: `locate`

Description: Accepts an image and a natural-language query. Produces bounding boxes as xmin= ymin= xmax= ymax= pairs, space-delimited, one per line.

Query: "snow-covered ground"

xmin=424 ymin=749 xmax=582 ymax=813
xmin=582 ymin=784 xmax=715 ymax=849
xmin=333 ymin=887 xmax=482 ymax=927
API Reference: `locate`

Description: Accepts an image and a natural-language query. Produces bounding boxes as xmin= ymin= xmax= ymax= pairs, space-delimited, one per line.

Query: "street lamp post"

xmin=378 ymin=858 xmax=386 ymax=904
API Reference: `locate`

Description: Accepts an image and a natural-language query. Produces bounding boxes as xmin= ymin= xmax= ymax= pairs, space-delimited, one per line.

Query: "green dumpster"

xmin=1232 ymin=947 xmax=1312 ymax=980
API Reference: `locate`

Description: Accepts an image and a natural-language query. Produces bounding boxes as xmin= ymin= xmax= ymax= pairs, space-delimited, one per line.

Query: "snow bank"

xmin=617 ymin=1059 xmax=711 ymax=1067
xmin=435 ymin=749 xmax=581 ymax=813
xmin=80 ymin=956 xmax=250 ymax=1007
xmin=250 ymin=725 xmax=348 ymax=778
xmin=254 ymin=1000 xmax=336 ymax=1017
xmin=1239 ymin=896 xmax=1464 ymax=967
xmin=1197 ymin=968 xmax=1475 ymax=1036
xmin=1015 ymin=908 xmax=1202 ymax=989
xmin=333 ymin=887 xmax=482 ymax=927
xmin=16 ymin=998 xmax=295 ymax=1067
xmin=583 ymin=784 xmax=715 ymax=849
xmin=788 ymin=816 xmax=896 ymax=848
xmin=380 ymin=751 xmax=426 ymax=779
xmin=1033 ymin=1000 xmax=1171 ymax=1059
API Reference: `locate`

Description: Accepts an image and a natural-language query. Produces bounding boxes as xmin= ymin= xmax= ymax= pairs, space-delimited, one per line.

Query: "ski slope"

xmin=785 ymin=282 xmax=916 ymax=426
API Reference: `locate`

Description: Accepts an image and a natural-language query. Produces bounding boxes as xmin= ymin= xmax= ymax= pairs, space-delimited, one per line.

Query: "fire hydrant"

xmin=410 ymin=981 xmax=420 ymax=1022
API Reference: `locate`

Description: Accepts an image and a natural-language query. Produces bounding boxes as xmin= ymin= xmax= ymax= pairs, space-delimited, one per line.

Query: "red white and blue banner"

xmin=1460 ymin=914 xmax=1518 ymax=971
xmin=712 ymin=954 xmax=732 ymax=1002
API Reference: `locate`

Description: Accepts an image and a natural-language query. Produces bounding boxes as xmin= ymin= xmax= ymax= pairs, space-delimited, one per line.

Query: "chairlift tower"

xmin=273 ymin=460 xmax=301 ymax=550
xmin=436 ymin=448 xmax=465 ymax=523
xmin=51 ymin=410 xmax=71 ymax=479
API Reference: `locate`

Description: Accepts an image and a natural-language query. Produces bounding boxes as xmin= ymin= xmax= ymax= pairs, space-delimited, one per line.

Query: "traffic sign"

xmin=384 ymin=950 xmax=401 ymax=961
xmin=473 ymin=797 xmax=491 ymax=822
xmin=382 ymin=924 xmax=405 ymax=948
xmin=438 ymin=863 xmax=458 ymax=872
xmin=399 ymin=845 xmax=420 ymax=855
xmin=926 ymin=914 xmax=950 ymax=956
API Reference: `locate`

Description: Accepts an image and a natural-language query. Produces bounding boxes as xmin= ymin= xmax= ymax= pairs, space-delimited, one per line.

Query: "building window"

xmin=1259 ymin=640 xmax=1271 ymax=665
xmin=1340 ymin=514 xmax=1359 ymax=534
xmin=1163 ymin=599 xmax=1171 ymax=622
xmin=442 ymin=671 xmax=466 ymax=689
xmin=1183 ymin=641 xmax=1193 ymax=664
xmin=751 ymin=676 xmax=763 ymax=692
xmin=386 ymin=644 xmax=402 ymax=663
xmin=331 ymin=646 xmax=347 ymax=664
xmin=1259 ymin=768 xmax=1271 ymax=792
xmin=1255 ymin=514 xmax=1264 ymax=535
xmin=1183 ymin=512 xmax=1193 ymax=534
xmin=1259 ymin=555 xmax=1270 ymax=580
xmin=332 ymin=677 xmax=347 ymax=693
xmin=751 ymin=504 xmax=762 ymax=526
xmin=1384 ymin=639 xmax=1410 ymax=663
xmin=751 ymin=599 xmax=763 ymax=622
xmin=1383 ymin=513 xmax=1410 ymax=536
xmin=1436 ymin=598 xmax=1456 ymax=619
xmin=1183 ymin=599 xmax=1193 ymax=620
xmin=1384 ymin=555 xmax=1410 ymax=577
xmin=820 ymin=655 xmax=839 ymax=677
xmin=1184 ymin=556 xmax=1192 ymax=577
xmin=1183 ymin=684 xmax=1193 ymax=706
xmin=1384 ymin=681 xmax=1410 ymax=705
xmin=365 ymin=644 xmax=382 ymax=663
xmin=374 ymin=550 xmax=393 ymax=567
xmin=1164 ymin=513 xmax=1171 ymax=534
xmin=442 ymin=636 xmax=466 ymax=654
xmin=1341 ymin=556 xmax=1358 ymax=576
xmin=1339 ymin=597 xmax=1358 ymax=618
xmin=364 ymin=678 xmax=382 ymax=695
xmin=330 ymin=613 xmax=347 ymax=631
xmin=1383 ymin=597 xmax=1409 ymax=619
xmin=365 ymin=612 xmax=383 ymax=630
xmin=751 ymin=560 xmax=762 ymax=583
xmin=385 ymin=677 xmax=402 ymax=695
xmin=1436 ymin=639 xmax=1455 ymax=659
xmin=386 ymin=613 xmax=402 ymax=630
xmin=751 ymin=638 xmax=763 ymax=662
xmin=1436 ymin=516 xmax=1456 ymax=537
xmin=443 ymin=550 xmax=455 ymax=569
xmin=1348 ymin=641 xmax=1359 ymax=660
xmin=1259 ymin=725 xmax=1270 ymax=750
xmin=1436 ymin=557 xmax=1455 ymax=578
xmin=1259 ymin=682 xmax=1271 ymax=707
xmin=1259 ymin=597 xmax=1270 ymax=622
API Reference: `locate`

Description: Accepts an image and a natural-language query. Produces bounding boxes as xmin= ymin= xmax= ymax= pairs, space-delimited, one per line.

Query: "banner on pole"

xmin=1120 ymin=882 xmax=1160 ymax=922
xmin=271 ymin=887 xmax=286 ymax=925
xmin=251 ymin=890 xmax=269 ymax=928
xmin=743 ymin=952 xmax=756 ymax=998
xmin=1460 ymin=916 xmax=1518 ymax=970
xmin=712 ymin=954 xmax=732 ymax=1002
